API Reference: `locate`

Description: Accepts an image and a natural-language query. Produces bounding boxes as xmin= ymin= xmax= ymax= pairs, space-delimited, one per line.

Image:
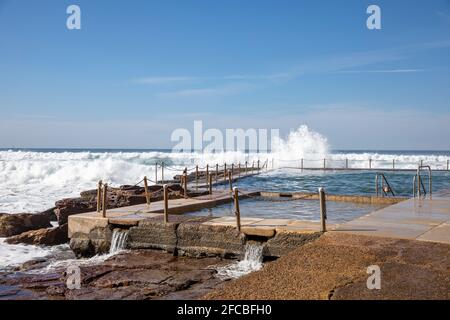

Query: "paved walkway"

xmin=336 ymin=197 xmax=450 ymax=244
xmin=69 ymin=190 xmax=450 ymax=245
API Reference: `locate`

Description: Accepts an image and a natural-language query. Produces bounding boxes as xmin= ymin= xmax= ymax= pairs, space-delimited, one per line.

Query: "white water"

xmin=0 ymin=125 xmax=329 ymax=214
xmin=0 ymin=124 xmax=448 ymax=271
xmin=0 ymin=238 xmax=71 ymax=271
xmin=109 ymin=229 xmax=129 ymax=254
xmin=215 ymin=243 xmax=264 ymax=280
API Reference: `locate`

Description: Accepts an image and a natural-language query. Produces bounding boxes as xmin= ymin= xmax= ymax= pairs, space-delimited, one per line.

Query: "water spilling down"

xmin=215 ymin=242 xmax=264 ymax=280
xmin=110 ymin=229 xmax=129 ymax=254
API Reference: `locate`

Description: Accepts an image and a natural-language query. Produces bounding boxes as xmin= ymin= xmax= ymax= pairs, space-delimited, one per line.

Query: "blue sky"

xmin=1 ymin=0 xmax=450 ymax=149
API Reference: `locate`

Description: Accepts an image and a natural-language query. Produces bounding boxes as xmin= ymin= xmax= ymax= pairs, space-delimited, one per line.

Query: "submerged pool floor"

xmin=185 ymin=197 xmax=387 ymax=223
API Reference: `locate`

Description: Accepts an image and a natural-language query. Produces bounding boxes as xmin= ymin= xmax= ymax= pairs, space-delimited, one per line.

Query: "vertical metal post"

xmin=96 ymin=180 xmax=102 ymax=213
xmin=375 ymin=174 xmax=379 ymax=196
xmin=102 ymin=183 xmax=108 ymax=218
xmin=392 ymin=159 xmax=395 ymax=170
xmin=143 ymin=176 xmax=150 ymax=206
xmin=323 ymin=158 xmax=326 ymax=170
xmin=224 ymin=163 xmax=227 ymax=181
xmin=257 ymin=160 xmax=260 ymax=172
xmin=447 ymin=159 xmax=449 ymax=171
xmin=420 ymin=160 xmax=423 ymax=167
xmin=231 ymin=163 xmax=234 ymax=179
xmin=238 ymin=163 xmax=241 ymax=178
xmin=318 ymin=187 xmax=327 ymax=232
xmin=161 ymin=162 xmax=165 ymax=184
xmin=345 ymin=158 xmax=348 ymax=169
xmin=155 ymin=163 xmax=158 ymax=184
xmin=245 ymin=161 xmax=248 ymax=175
xmin=206 ymin=164 xmax=209 ymax=186
xmin=369 ymin=159 xmax=372 ymax=169
xmin=228 ymin=171 xmax=233 ymax=191
xmin=163 ymin=184 xmax=169 ymax=224
xmin=233 ymin=187 xmax=241 ymax=232
xmin=301 ymin=158 xmax=304 ymax=171
xmin=215 ymin=164 xmax=219 ymax=183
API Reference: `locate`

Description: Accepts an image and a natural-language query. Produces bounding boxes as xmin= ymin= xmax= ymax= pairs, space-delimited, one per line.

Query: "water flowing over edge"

xmin=214 ymin=243 xmax=264 ymax=280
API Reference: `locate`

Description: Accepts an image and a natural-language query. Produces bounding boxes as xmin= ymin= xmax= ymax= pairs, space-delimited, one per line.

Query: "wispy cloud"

xmin=436 ymin=10 xmax=450 ymax=21
xmin=132 ymin=76 xmax=199 ymax=84
xmin=337 ymin=69 xmax=425 ymax=74
xmin=132 ymin=73 xmax=290 ymax=85
xmin=133 ymin=39 xmax=450 ymax=98
xmin=157 ymin=82 xmax=254 ymax=98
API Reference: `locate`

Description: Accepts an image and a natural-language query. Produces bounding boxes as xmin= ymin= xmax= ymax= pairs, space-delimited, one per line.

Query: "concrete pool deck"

xmin=335 ymin=196 xmax=450 ymax=244
xmin=68 ymin=191 xmax=450 ymax=257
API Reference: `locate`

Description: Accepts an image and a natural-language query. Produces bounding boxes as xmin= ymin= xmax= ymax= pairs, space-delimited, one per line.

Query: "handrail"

xmin=375 ymin=173 xmax=395 ymax=197
xmin=413 ymin=165 xmax=432 ymax=198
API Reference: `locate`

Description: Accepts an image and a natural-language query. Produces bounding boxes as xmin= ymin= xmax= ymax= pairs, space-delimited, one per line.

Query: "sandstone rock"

xmin=241 ymin=227 xmax=276 ymax=238
xmin=70 ymin=226 xmax=113 ymax=257
xmin=0 ymin=212 xmax=52 ymax=237
xmin=5 ymin=224 xmax=68 ymax=246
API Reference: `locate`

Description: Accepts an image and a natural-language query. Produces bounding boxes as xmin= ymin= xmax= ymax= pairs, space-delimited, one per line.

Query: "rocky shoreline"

xmin=0 ymin=181 xmax=237 ymax=300
xmin=0 ymin=183 xmax=185 ymax=247
xmin=0 ymin=249 xmax=230 ymax=300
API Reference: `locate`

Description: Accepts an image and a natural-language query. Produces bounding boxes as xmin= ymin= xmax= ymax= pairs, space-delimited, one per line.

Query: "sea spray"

xmin=215 ymin=242 xmax=264 ymax=280
xmin=271 ymin=125 xmax=329 ymax=164
xmin=1 ymin=127 xmax=449 ymax=213
xmin=0 ymin=125 xmax=329 ymax=213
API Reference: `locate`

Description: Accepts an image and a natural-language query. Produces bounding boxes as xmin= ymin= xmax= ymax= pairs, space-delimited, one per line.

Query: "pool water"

xmin=186 ymin=196 xmax=387 ymax=223
xmin=217 ymin=169 xmax=450 ymax=197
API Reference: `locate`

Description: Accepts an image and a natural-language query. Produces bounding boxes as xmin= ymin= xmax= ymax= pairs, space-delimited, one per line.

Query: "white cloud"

xmin=157 ymin=82 xmax=255 ymax=98
xmin=337 ymin=69 xmax=425 ymax=74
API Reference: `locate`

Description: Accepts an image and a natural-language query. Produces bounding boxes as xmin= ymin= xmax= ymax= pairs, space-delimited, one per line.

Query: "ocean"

xmin=0 ymin=146 xmax=449 ymax=270
xmin=0 ymin=148 xmax=449 ymax=214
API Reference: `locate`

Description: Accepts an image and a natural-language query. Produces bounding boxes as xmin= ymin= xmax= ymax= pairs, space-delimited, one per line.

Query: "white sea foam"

xmin=0 ymin=238 xmax=70 ymax=271
xmin=215 ymin=243 xmax=264 ymax=280
xmin=0 ymin=125 xmax=330 ymax=213
xmin=0 ymin=125 xmax=448 ymax=214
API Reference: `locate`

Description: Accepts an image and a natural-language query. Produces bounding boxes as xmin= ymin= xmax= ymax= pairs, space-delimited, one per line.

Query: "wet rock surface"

xmin=5 ymin=224 xmax=69 ymax=246
xmin=0 ymin=212 xmax=52 ymax=237
xmin=205 ymin=233 xmax=450 ymax=300
xmin=0 ymin=249 xmax=228 ymax=300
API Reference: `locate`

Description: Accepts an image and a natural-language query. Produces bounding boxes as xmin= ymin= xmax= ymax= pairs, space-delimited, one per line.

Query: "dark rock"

xmin=54 ymin=198 xmax=95 ymax=225
xmin=0 ymin=250 xmax=228 ymax=300
xmin=5 ymin=224 xmax=69 ymax=246
xmin=0 ymin=212 xmax=52 ymax=237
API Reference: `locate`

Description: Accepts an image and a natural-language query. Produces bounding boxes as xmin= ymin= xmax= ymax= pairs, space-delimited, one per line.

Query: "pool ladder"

xmin=413 ymin=165 xmax=432 ymax=198
xmin=375 ymin=173 xmax=395 ymax=197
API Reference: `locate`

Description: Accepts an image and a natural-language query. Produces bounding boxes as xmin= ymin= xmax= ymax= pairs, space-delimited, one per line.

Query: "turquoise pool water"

xmin=218 ymin=169 xmax=450 ymax=197
xmin=186 ymin=196 xmax=387 ymax=223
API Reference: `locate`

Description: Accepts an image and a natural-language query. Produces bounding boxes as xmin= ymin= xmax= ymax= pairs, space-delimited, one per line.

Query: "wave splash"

xmin=0 ymin=125 xmax=448 ymax=213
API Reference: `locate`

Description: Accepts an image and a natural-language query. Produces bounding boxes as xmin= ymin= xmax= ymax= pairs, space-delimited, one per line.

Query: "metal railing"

xmin=271 ymin=157 xmax=450 ymax=172
xmin=413 ymin=165 xmax=432 ymax=198
xmin=375 ymin=173 xmax=395 ymax=197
